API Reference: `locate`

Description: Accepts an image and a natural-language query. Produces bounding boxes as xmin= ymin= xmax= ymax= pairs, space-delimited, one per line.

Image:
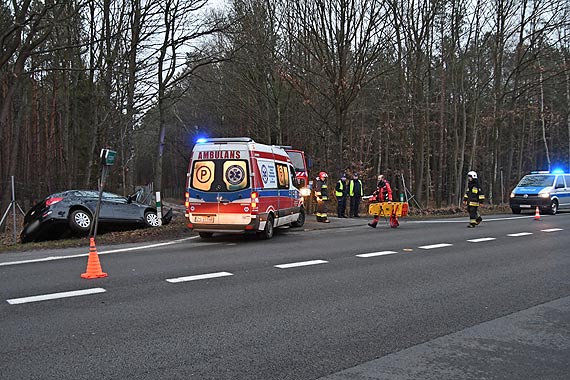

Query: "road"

xmin=1 ymin=213 xmax=569 ymax=379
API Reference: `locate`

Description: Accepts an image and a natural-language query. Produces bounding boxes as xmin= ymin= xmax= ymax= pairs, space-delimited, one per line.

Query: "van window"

xmin=518 ymin=175 xmax=554 ymax=187
xmin=565 ymin=175 xmax=570 ymax=188
xmin=276 ymin=163 xmax=290 ymax=189
xmin=555 ymin=176 xmax=565 ymax=189
xmin=191 ymin=160 xmax=249 ymax=192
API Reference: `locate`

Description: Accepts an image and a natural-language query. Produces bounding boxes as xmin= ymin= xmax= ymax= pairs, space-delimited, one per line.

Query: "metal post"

xmin=155 ymin=191 xmax=162 ymax=226
xmin=11 ymin=176 xmax=16 ymax=244
xmin=90 ymin=165 xmax=108 ymax=239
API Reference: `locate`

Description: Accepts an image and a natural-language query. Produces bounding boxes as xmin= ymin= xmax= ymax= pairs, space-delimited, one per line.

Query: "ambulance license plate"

xmin=193 ymin=215 xmax=215 ymax=223
xmin=520 ymin=205 xmax=531 ymax=208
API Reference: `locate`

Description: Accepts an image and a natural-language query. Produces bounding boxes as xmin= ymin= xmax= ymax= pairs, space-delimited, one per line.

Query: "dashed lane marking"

xmin=274 ymin=260 xmax=328 ymax=269
xmin=467 ymin=237 xmax=497 ymax=243
xmin=507 ymin=232 xmax=533 ymax=237
xmin=356 ymin=251 xmax=398 ymax=258
xmin=542 ymin=228 xmax=563 ymax=233
xmin=418 ymin=243 xmax=453 ymax=250
xmin=166 ymin=272 xmax=233 ymax=283
xmin=7 ymin=288 xmax=106 ymax=305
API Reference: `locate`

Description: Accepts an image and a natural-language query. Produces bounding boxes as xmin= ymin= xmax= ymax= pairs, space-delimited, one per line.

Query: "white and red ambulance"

xmin=184 ymin=137 xmax=305 ymax=239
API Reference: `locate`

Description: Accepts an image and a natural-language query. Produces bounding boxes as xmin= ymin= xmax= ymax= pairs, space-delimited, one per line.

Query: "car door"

xmin=79 ymin=191 xmax=115 ymax=221
xmin=102 ymin=192 xmax=142 ymax=223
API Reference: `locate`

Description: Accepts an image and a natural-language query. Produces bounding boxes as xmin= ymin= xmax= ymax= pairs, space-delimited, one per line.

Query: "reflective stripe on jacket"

xmin=464 ymin=181 xmax=485 ymax=206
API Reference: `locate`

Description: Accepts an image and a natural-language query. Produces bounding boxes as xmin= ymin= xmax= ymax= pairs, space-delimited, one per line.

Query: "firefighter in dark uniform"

xmin=463 ymin=171 xmax=485 ymax=228
xmin=335 ymin=174 xmax=348 ymax=218
xmin=315 ymin=171 xmax=330 ymax=223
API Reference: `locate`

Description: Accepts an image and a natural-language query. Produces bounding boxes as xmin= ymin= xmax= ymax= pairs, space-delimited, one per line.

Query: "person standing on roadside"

xmin=368 ymin=174 xmax=393 ymax=228
xmin=349 ymin=172 xmax=363 ymax=217
xmin=335 ymin=174 xmax=348 ymax=218
xmin=463 ymin=171 xmax=485 ymax=228
xmin=315 ymin=171 xmax=330 ymax=223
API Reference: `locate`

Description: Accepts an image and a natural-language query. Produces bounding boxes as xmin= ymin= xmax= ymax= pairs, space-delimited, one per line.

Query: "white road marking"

xmin=467 ymin=237 xmax=496 ymax=243
xmin=166 ymin=272 xmax=234 ymax=283
xmin=418 ymin=243 xmax=453 ymax=250
xmin=408 ymin=215 xmax=537 ymax=224
xmin=541 ymin=228 xmax=563 ymax=233
xmin=0 ymin=237 xmax=198 ymax=267
xmin=275 ymin=260 xmax=328 ymax=269
xmin=356 ymin=251 xmax=397 ymax=258
xmin=507 ymin=232 xmax=533 ymax=237
xmin=6 ymin=288 xmax=106 ymax=305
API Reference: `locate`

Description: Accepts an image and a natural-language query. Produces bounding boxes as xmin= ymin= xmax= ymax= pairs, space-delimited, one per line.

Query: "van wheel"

xmin=259 ymin=214 xmax=274 ymax=240
xmin=549 ymin=200 xmax=558 ymax=215
xmin=511 ymin=207 xmax=521 ymax=214
xmin=291 ymin=207 xmax=305 ymax=228
xmin=199 ymin=232 xmax=213 ymax=238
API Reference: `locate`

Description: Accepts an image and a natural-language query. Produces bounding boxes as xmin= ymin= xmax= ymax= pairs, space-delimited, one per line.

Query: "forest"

xmin=1 ymin=0 xmax=570 ymax=220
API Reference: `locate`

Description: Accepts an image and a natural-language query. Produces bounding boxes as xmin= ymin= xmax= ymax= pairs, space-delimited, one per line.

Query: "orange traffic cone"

xmin=534 ymin=206 xmax=541 ymax=221
xmin=81 ymin=237 xmax=108 ymax=279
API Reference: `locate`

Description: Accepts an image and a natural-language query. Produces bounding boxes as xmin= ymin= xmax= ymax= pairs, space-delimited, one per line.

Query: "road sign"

xmin=100 ymin=149 xmax=117 ymax=166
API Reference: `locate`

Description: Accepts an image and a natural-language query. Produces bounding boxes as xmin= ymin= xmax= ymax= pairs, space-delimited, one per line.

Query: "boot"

xmin=368 ymin=221 xmax=377 ymax=228
xmin=476 ymin=216 xmax=482 ymax=225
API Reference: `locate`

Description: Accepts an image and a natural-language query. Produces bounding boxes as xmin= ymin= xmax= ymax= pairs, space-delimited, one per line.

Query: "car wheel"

xmin=291 ymin=207 xmax=305 ymax=228
xmin=259 ymin=214 xmax=274 ymax=240
xmin=145 ymin=211 xmax=160 ymax=227
xmin=69 ymin=209 xmax=92 ymax=233
xmin=511 ymin=207 xmax=521 ymax=214
xmin=199 ymin=232 xmax=213 ymax=238
xmin=549 ymin=200 xmax=558 ymax=215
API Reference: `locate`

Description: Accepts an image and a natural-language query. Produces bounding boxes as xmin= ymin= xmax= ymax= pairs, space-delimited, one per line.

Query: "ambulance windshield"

xmin=287 ymin=151 xmax=306 ymax=171
xmin=190 ymin=160 xmax=250 ymax=192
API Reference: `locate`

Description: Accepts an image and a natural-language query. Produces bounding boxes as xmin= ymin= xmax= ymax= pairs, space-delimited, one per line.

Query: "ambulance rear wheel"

xmin=199 ymin=232 xmax=213 ymax=238
xmin=291 ymin=207 xmax=305 ymax=228
xmin=259 ymin=214 xmax=274 ymax=240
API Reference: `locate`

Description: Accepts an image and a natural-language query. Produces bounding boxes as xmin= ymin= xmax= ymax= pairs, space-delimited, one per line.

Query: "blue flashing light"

xmin=195 ymin=137 xmax=208 ymax=144
xmin=551 ymin=168 xmax=565 ymax=174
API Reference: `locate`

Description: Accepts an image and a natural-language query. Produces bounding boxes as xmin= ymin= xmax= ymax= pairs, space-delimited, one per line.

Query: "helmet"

xmin=467 ymin=171 xmax=477 ymax=179
xmin=319 ymin=171 xmax=328 ymax=180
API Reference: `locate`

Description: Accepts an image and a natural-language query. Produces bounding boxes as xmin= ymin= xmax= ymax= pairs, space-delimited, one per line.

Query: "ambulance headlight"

xmin=510 ymin=192 xmax=515 ymax=198
xmin=538 ymin=192 xmax=550 ymax=198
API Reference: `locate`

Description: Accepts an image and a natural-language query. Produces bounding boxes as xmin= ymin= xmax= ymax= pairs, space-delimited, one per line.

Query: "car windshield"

xmin=518 ymin=175 xmax=555 ymax=187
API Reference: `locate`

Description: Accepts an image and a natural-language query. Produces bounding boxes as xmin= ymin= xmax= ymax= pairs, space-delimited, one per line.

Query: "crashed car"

xmin=20 ymin=190 xmax=172 ymax=243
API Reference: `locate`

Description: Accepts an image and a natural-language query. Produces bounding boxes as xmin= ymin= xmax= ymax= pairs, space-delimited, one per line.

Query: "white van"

xmin=509 ymin=170 xmax=570 ymax=214
xmin=185 ymin=138 xmax=305 ymax=239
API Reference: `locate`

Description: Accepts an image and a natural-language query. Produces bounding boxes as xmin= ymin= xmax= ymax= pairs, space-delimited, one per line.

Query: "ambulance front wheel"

xmin=291 ymin=207 xmax=305 ymax=228
xmin=259 ymin=214 xmax=274 ymax=240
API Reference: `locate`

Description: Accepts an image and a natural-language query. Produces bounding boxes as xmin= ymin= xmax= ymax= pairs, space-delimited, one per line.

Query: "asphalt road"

xmin=1 ymin=212 xmax=569 ymax=379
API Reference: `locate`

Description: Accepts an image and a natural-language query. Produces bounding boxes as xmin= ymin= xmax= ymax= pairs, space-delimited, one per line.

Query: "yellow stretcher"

xmin=368 ymin=201 xmax=409 ymax=217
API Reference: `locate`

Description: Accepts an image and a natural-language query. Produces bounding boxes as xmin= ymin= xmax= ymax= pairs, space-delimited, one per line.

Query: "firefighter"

xmin=335 ymin=174 xmax=348 ymax=218
xmin=463 ymin=171 xmax=485 ymax=228
xmin=315 ymin=171 xmax=330 ymax=223
xmin=349 ymin=172 xmax=363 ymax=217
xmin=368 ymin=174 xmax=394 ymax=228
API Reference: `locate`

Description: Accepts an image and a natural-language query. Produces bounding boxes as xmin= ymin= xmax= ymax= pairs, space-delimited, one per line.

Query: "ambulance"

xmin=185 ymin=137 xmax=305 ymax=239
